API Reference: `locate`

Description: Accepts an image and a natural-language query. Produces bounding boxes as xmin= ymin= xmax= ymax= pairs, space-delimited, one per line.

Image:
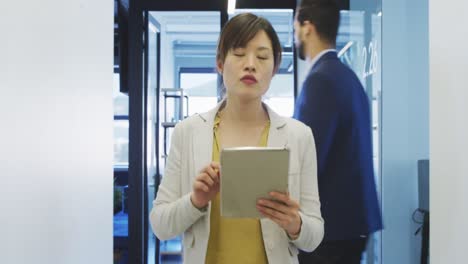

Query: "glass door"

xmin=150 ymin=11 xmax=221 ymax=264
xmin=145 ymin=12 xmax=160 ymax=264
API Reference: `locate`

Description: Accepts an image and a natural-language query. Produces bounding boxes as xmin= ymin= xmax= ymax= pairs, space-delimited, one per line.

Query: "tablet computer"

xmin=220 ymin=147 xmax=289 ymax=218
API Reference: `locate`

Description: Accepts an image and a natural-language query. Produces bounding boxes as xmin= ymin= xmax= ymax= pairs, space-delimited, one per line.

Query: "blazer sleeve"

xmin=294 ymin=72 xmax=339 ymax=177
xmin=149 ymin=123 xmax=206 ymax=240
xmin=290 ymin=126 xmax=324 ymax=252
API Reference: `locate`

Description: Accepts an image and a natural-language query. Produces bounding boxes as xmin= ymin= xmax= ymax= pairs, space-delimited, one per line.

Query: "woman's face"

xmin=218 ymin=30 xmax=275 ymax=101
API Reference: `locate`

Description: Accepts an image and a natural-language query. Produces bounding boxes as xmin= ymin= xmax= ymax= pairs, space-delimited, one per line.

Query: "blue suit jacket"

xmin=294 ymin=51 xmax=382 ymax=241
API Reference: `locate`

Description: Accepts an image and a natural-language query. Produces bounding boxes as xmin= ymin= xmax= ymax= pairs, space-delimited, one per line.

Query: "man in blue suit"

xmin=293 ymin=0 xmax=383 ymax=263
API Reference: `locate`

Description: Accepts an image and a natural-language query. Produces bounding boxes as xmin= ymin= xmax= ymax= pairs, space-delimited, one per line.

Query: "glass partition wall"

xmin=339 ymin=1 xmax=383 ymax=263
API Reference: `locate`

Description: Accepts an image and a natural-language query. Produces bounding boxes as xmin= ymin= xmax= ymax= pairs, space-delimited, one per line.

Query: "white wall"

xmin=381 ymin=0 xmax=429 ymax=263
xmin=430 ymin=0 xmax=468 ymax=262
xmin=0 ymin=1 xmax=113 ymax=264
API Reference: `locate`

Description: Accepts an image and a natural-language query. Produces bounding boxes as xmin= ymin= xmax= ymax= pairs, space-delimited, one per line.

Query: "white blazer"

xmin=150 ymin=102 xmax=324 ymax=264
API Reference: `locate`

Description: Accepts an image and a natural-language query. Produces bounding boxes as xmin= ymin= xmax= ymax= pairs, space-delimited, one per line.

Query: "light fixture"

xmin=228 ymin=0 xmax=236 ymax=15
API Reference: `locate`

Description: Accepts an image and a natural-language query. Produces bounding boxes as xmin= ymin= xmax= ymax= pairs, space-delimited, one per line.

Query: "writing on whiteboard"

xmin=362 ymin=40 xmax=379 ymax=79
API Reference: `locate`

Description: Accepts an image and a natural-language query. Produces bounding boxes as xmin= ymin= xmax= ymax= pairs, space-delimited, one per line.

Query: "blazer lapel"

xmin=192 ymin=103 xmax=223 ymax=233
xmin=265 ymin=104 xmax=288 ymax=149
xmin=262 ymin=104 xmax=289 ymax=235
xmin=192 ymin=120 xmax=213 ymax=174
xmin=192 ymin=102 xmax=223 ymax=175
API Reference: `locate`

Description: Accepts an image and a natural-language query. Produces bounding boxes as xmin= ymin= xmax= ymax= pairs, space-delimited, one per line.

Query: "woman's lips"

xmin=241 ymin=75 xmax=257 ymax=85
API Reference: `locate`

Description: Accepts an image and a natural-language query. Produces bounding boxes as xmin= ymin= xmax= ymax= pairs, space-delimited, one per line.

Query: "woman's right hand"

xmin=190 ymin=162 xmax=220 ymax=209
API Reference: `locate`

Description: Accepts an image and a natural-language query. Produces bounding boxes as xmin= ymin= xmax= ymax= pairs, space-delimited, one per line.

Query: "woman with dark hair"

xmin=150 ymin=13 xmax=324 ymax=264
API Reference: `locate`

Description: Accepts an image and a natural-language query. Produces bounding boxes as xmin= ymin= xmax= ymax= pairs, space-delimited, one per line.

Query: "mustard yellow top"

xmin=205 ymin=114 xmax=271 ymax=264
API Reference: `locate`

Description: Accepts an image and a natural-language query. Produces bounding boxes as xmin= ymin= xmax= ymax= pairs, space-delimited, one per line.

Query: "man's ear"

xmin=305 ymin=21 xmax=317 ymax=37
xmin=216 ymin=60 xmax=224 ymax=75
xmin=306 ymin=21 xmax=317 ymax=36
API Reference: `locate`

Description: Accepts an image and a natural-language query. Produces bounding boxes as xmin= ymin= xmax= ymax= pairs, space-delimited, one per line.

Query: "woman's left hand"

xmin=256 ymin=192 xmax=302 ymax=239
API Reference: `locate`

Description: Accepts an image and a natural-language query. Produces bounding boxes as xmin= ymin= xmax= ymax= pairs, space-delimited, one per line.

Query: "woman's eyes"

xmin=233 ymin=53 xmax=269 ymax=60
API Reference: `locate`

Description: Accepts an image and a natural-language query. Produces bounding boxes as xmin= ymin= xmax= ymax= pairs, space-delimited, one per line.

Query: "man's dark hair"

xmin=297 ymin=0 xmax=340 ymax=45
